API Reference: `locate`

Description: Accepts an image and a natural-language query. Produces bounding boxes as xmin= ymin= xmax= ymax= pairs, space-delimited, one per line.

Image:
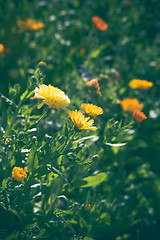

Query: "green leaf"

xmin=5 ymin=232 xmax=19 ymax=240
xmin=82 ymin=172 xmax=108 ymax=188
xmin=2 ymin=178 xmax=9 ymax=190
xmin=27 ymin=145 xmax=38 ymax=174
xmin=49 ymin=166 xmax=70 ymax=188
xmin=20 ymin=89 xmax=28 ymax=101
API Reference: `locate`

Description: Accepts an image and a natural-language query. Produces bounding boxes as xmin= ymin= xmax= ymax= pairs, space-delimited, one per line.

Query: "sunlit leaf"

xmin=82 ymin=172 xmax=108 ymax=188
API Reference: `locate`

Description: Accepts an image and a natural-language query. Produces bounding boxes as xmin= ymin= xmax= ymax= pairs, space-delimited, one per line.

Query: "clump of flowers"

xmin=129 ymin=79 xmax=153 ymax=89
xmin=81 ymin=103 xmax=103 ymax=117
xmin=69 ymin=110 xmax=97 ymax=130
xmin=86 ymin=78 xmax=102 ymax=96
xmin=12 ymin=167 xmax=27 ymax=182
xmin=92 ymin=16 xmax=108 ymax=31
xmin=133 ymin=109 xmax=147 ymax=122
xmin=17 ymin=18 xmax=45 ymax=32
xmin=119 ymin=98 xmax=143 ymax=112
xmin=33 ymin=84 xmax=70 ymax=110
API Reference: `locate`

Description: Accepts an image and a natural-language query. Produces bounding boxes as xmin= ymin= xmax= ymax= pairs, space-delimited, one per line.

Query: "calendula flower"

xmin=0 ymin=44 xmax=5 ymax=53
xmin=129 ymin=79 xmax=153 ymax=89
xmin=12 ymin=167 xmax=27 ymax=182
xmin=85 ymin=203 xmax=91 ymax=211
xmin=17 ymin=18 xmax=45 ymax=32
xmin=38 ymin=61 xmax=47 ymax=67
xmin=92 ymin=16 xmax=108 ymax=31
xmin=33 ymin=84 xmax=70 ymax=109
xmin=133 ymin=109 xmax=147 ymax=122
xmin=81 ymin=103 xmax=103 ymax=117
xmin=23 ymin=166 xmax=28 ymax=172
xmin=69 ymin=110 xmax=97 ymax=130
xmin=119 ymin=98 xmax=143 ymax=112
xmin=0 ymin=43 xmax=10 ymax=54
xmin=86 ymin=78 xmax=102 ymax=96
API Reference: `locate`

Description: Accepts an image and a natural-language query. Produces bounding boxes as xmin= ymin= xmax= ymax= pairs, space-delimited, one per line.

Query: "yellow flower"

xmin=12 ymin=167 xmax=27 ymax=182
xmin=38 ymin=61 xmax=47 ymax=67
xmin=69 ymin=110 xmax=97 ymax=130
xmin=119 ymin=98 xmax=143 ymax=112
xmin=33 ymin=84 xmax=70 ymax=110
xmin=81 ymin=103 xmax=103 ymax=117
xmin=17 ymin=18 xmax=45 ymax=32
xmin=129 ymin=79 xmax=153 ymax=89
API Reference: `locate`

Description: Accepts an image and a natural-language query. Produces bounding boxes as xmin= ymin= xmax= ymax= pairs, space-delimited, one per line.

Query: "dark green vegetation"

xmin=0 ymin=0 xmax=160 ymax=239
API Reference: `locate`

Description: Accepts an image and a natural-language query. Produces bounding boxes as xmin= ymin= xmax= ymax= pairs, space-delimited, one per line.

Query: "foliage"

xmin=0 ymin=0 xmax=160 ymax=239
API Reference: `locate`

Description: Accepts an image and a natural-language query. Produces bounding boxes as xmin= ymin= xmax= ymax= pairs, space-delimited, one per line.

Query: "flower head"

xmin=33 ymin=84 xmax=70 ymax=110
xmin=38 ymin=61 xmax=47 ymax=67
xmin=12 ymin=167 xmax=27 ymax=182
xmin=133 ymin=109 xmax=147 ymax=122
xmin=0 ymin=43 xmax=10 ymax=54
xmin=119 ymin=98 xmax=143 ymax=112
xmin=0 ymin=44 xmax=5 ymax=53
xmin=86 ymin=78 xmax=102 ymax=96
xmin=24 ymin=166 xmax=28 ymax=172
xmin=69 ymin=110 xmax=97 ymax=130
xmin=85 ymin=203 xmax=91 ymax=211
xmin=129 ymin=79 xmax=153 ymax=89
xmin=17 ymin=18 xmax=45 ymax=32
xmin=92 ymin=16 xmax=108 ymax=31
xmin=81 ymin=103 xmax=103 ymax=117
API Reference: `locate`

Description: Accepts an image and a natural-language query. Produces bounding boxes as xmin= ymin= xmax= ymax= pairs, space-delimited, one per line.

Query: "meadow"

xmin=0 ymin=0 xmax=160 ymax=239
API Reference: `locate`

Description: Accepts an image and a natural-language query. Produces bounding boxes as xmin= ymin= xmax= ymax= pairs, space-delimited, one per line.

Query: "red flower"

xmin=133 ymin=109 xmax=147 ymax=122
xmin=92 ymin=16 xmax=108 ymax=31
xmin=23 ymin=166 xmax=28 ymax=172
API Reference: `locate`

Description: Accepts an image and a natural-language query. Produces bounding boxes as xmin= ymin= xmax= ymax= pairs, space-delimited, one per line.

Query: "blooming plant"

xmin=69 ymin=110 xmax=97 ymax=130
xmin=133 ymin=109 xmax=147 ymax=122
xmin=81 ymin=103 xmax=103 ymax=117
xmin=33 ymin=84 xmax=70 ymax=109
xmin=129 ymin=79 xmax=153 ymax=89
xmin=17 ymin=18 xmax=45 ymax=32
xmin=92 ymin=16 xmax=108 ymax=31
xmin=119 ymin=98 xmax=143 ymax=112
xmin=12 ymin=167 xmax=27 ymax=182
xmin=0 ymin=1 xmax=159 ymax=240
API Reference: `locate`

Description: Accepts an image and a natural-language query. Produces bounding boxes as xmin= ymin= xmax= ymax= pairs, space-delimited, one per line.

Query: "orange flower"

xmin=86 ymin=78 xmax=102 ymax=96
xmin=17 ymin=18 xmax=45 ymax=32
xmin=133 ymin=109 xmax=147 ymax=122
xmin=24 ymin=166 xmax=28 ymax=172
xmin=0 ymin=43 xmax=10 ymax=54
xmin=129 ymin=79 xmax=153 ymax=89
xmin=85 ymin=203 xmax=91 ymax=211
xmin=12 ymin=167 xmax=27 ymax=182
xmin=119 ymin=98 xmax=143 ymax=112
xmin=0 ymin=44 xmax=4 ymax=53
xmin=92 ymin=16 xmax=108 ymax=31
